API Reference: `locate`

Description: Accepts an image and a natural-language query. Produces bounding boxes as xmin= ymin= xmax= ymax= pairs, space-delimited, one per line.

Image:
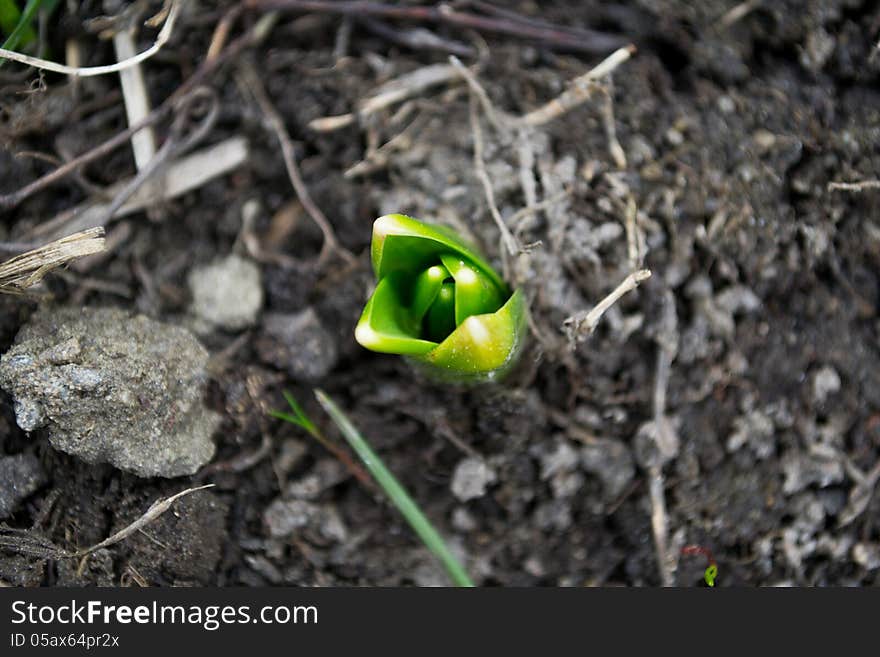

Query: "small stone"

xmin=852 ymin=543 xmax=880 ymax=570
xmin=717 ymin=95 xmax=735 ymax=114
xmin=285 ymin=459 xmax=346 ymax=500
xmin=812 ymin=366 xmax=841 ymax=405
xmin=264 ymin=499 xmax=317 ymax=537
xmin=532 ymin=499 xmax=572 ymax=532
xmin=726 ymin=410 xmax=776 ymax=459
xmin=262 ymin=498 xmax=347 ymax=542
xmin=0 ymin=307 xmax=221 ymax=478
xmin=257 ymin=308 xmax=338 ymax=381
xmin=188 ymin=254 xmax=263 ymax=330
xmin=451 ymin=507 xmax=478 ymax=532
xmin=450 ymin=457 xmax=496 ymax=502
xmin=275 ymin=439 xmax=308 ymax=477
xmin=0 ymin=453 xmax=46 ymax=518
xmin=633 ymin=417 xmax=680 ymax=469
xmin=580 ymin=438 xmax=635 ymax=499
xmin=800 ymin=28 xmax=835 ymax=72
xmin=781 ymin=451 xmax=844 ymax=495
xmin=539 ymin=441 xmax=580 ymax=480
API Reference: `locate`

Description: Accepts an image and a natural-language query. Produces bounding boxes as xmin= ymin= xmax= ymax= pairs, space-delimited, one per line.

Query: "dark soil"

xmin=2 ymin=0 xmax=880 ymax=586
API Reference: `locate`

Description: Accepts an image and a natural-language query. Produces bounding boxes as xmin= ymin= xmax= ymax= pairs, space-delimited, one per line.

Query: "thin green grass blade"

xmin=0 ymin=1 xmax=26 ymax=36
xmin=0 ymin=0 xmax=42 ymax=56
xmin=280 ymin=389 xmax=318 ymax=435
xmin=315 ymin=389 xmax=475 ymax=587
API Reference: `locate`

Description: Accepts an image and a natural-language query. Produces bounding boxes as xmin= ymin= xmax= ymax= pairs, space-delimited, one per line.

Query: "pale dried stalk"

xmin=76 ymin=484 xmax=214 ymax=557
xmin=0 ymin=228 xmax=106 ymax=293
xmin=649 ymin=289 xmax=679 ymax=587
xmin=449 ymin=56 xmax=508 ymax=133
xmin=717 ymin=0 xmax=762 ymax=29
xmin=563 ymin=269 xmax=651 ymax=343
xmin=518 ymin=45 xmax=635 ymax=127
xmin=828 ymin=180 xmax=880 ymax=192
xmin=113 ymin=28 xmax=158 ymax=172
xmin=309 ymin=63 xmax=461 ymax=131
xmin=468 ymin=94 xmax=521 ymax=257
xmin=36 ymin=137 xmax=249 ymax=240
xmin=0 ymin=1 xmax=180 ymax=77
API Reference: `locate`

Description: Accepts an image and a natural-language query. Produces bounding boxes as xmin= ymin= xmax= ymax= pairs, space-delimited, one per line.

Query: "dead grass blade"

xmin=0 ymin=227 xmax=106 ymax=294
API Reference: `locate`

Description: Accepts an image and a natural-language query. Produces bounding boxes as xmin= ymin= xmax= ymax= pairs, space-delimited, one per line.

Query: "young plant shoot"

xmin=355 ymin=214 xmax=527 ymax=383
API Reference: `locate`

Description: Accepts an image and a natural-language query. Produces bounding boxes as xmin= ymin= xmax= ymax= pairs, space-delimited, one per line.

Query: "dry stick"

xmin=717 ymin=0 xmax=762 ymax=29
xmin=597 ymin=84 xmax=627 ymax=169
xmin=244 ymin=0 xmax=626 ymax=54
xmin=623 ymin=196 xmax=643 ymax=270
xmin=76 ymin=485 xmax=215 ymax=557
xmin=0 ymin=0 xmax=181 ymax=76
xmin=467 ymin=93 xmax=521 ymax=258
xmin=91 ymin=88 xmax=220 ymax=230
xmin=238 ymin=63 xmax=355 ymax=267
xmin=828 ymin=180 xmax=880 ymax=192
xmin=0 ymin=10 xmax=275 ymax=212
xmin=206 ymin=4 xmax=245 ymax=62
xmin=0 ymin=227 xmax=105 ymax=294
xmin=359 ymin=17 xmax=474 ymax=58
xmin=449 ymin=55 xmax=508 ymax=133
xmin=517 ymin=45 xmax=635 ymax=127
xmin=562 ymin=269 xmax=652 ymax=343
xmin=649 ymin=289 xmax=678 ymax=587
xmin=113 ymin=26 xmax=158 ymax=173
xmin=33 ymin=137 xmax=249 ymax=241
xmin=309 ymin=63 xmax=462 ymax=132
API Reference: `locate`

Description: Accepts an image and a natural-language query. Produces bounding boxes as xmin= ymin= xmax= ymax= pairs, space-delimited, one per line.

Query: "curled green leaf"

xmin=355 ymin=214 xmax=527 ymax=383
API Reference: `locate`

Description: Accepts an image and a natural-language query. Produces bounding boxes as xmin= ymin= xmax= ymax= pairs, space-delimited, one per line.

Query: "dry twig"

xmin=244 ymin=0 xmax=626 ymax=54
xmin=517 ymin=45 xmax=635 ymax=127
xmin=467 ymin=93 xmax=521 ymax=257
xmin=0 ymin=10 xmax=276 ymax=211
xmin=76 ymin=485 xmax=215 ymax=557
xmin=0 ymin=228 xmax=105 ymax=294
xmin=0 ymin=1 xmax=180 ymax=77
xmin=238 ymin=62 xmax=355 ymax=266
xmin=562 ymin=269 xmax=652 ymax=344
xmin=309 ymin=63 xmax=462 ymax=132
xmin=32 ymin=136 xmax=249 ymax=240
xmin=828 ymin=180 xmax=880 ymax=193
xmin=647 ymin=289 xmax=680 ymax=587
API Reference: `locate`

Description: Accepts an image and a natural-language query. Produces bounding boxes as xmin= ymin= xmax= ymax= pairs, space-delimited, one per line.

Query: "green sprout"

xmin=355 ymin=214 xmax=527 ymax=383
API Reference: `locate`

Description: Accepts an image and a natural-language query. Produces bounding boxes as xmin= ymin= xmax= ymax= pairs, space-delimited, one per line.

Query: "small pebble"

xmin=189 ymin=254 xmax=263 ymax=330
xmin=450 ymin=457 xmax=496 ymax=502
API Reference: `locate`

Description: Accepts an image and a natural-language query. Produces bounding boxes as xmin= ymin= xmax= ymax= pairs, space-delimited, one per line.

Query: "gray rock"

xmin=538 ymin=441 xmax=580 ymax=480
xmin=264 ymin=498 xmax=316 ymax=537
xmin=257 ymin=308 xmax=338 ymax=381
xmin=726 ymin=409 xmax=776 ymax=459
xmin=263 ymin=498 xmax=348 ymax=542
xmin=852 ymin=543 xmax=880 ymax=571
xmin=812 ymin=366 xmax=841 ymax=405
xmin=0 ymin=453 xmax=46 ymax=518
xmin=781 ymin=450 xmax=844 ymax=495
xmin=450 ymin=457 xmax=496 ymax=502
xmin=537 ymin=440 xmax=584 ymax=499
xmin=188 ymin=254 xmax=263 ymax=330
xmin=580 ymin=438 xmax=635 ymax=499
xmin=0 ymin=307 xmax=220 ymax=478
